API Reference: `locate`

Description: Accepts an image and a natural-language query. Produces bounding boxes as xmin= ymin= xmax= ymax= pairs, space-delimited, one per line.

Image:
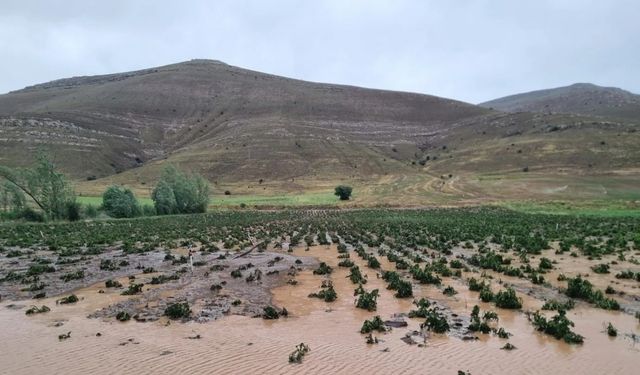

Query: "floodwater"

xmin=0 ymin=245 xmax=638 ymax=374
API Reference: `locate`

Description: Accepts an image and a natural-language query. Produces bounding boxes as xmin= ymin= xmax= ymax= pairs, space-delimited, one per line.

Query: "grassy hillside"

xmin=1 ymin=61 xmax=638 ymax=207
xmin=480 ymin=83 xmax=640 ymax=121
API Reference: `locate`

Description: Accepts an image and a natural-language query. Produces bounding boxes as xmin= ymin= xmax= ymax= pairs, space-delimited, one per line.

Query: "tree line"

xmin=0 ymin=153 xmax=210 ymax=221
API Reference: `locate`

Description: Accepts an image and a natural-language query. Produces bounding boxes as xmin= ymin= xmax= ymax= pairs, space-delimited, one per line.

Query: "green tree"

xmin=102 ymin=185 xmax=141 ymax=218
xmin=334 ymin=185 xmax=353 ymax=200
xmin=151 ymin=166 xmax=209 ymax=215
xmin=0 ymin=182 xmax=25 ymax=213
xmin=0 ymin=152 xmax=76 ymax=220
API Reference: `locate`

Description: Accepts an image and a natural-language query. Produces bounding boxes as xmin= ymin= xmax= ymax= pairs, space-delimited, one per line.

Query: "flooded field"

xmin=0 ymin=209 xmax=639 ymax=374
xmin=1 ymin=243 xmax=638 ymax=375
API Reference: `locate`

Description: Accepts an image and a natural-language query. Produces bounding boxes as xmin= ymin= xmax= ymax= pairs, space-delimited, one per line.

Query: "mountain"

xmin=0 ymin=61 xmax=638 ymax=204
xmin=480 ymin=83 xmax=640 ymax=121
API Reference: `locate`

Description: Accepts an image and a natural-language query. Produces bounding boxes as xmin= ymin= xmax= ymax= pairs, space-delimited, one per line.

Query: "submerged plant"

xmin=288 ymin=343 xmax=310 ymax=363
xmin=360 ymin=315 xmax=387 ymax=333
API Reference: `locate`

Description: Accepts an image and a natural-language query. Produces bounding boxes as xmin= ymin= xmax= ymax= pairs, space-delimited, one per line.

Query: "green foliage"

xmin=468 ymin=277 xmax=488 ymax=292
xmin=313 ymin=262 xmax=333 ymax=275
xmin=468 ymin=305 xmax=492 ymax=334
xmin=355 ymin=288 xmax=379 ymax=311
xmin=565 ymin=276 xmax=620 ymax=310
xmin=308 ymin=281 xmax=338 ymax=302
xmin=479 ymin=287 xmax=494 ymax=302
xmin=382 ymin=271 xmax=413 ymax=298
xmin=529 ymin=310 xmax=584 ymax=344
xmin=152 ymin=165 xmax=209 ymax=215
xmin=121 ymin=283 xmax=144 ymax=295
xmin=164 ymin=301 xmax=191 ymax=320
xmin=494 ymin=287 xmax=522 ymax=309
xmin=0 ymin=152 xmax=76 ymax=220
xmin=262 ymin=306 xmax=283 ymax=319
xmin=606 ymin=322 xmax=617 ymax=337
xmin=334 ymin=185 xmax=353 ymax=201
xmin=541 ymin=299 xmax=575 ymax=311
xmin=105 ymin=279 xmax=123 ymax=288
xmin=443 ymin=285 xmax=457 ymax=296
xmin=408 ymin=298 xmax=432 ymax=318
xmin=102 ymin=185 xmax=141 ymax=218
xmin=591 ymin=263 xmax=610 ymax=274
xmin=360 ymin=315 xmax=386 ymax=333
xmin=420 ymin=306 xmax=450 ymax=333
xmin=57 ymin=294 xmax=79 ymax=304
xmin=116 ymin=311 xmax=131 ymax=321
xmin=348 ymin=265 xmax=367 ymax=284
xmin=25 ymin=305 xmax=50 ymax=315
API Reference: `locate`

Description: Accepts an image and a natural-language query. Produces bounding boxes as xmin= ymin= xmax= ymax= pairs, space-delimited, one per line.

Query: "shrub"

xmin=360 ymin=315 xmax=386 ymax=333
xmin=356 ymin=288 xmax=379 ymax=311
xmin=565 ymin=276 xmax=619 ymax=310
xmin=262 ymin=306 xmax=283 ymax=319
xmin=152 ymin=166 xmax=209 ymax=215
xmin=25 ymin=305 xmax=50 ymax=315
xmin=606 ymin=322 xmax=617 ymax=337
xmin=334 ymin=185 xmax=353 ymax=200
xmin=494 ymin=287 xmax=522 ymax=309
xmin=443 ymin=285 xmax=457 ymax=296
xmin=313 ymin=262 xmax=333 ymax=275
xmin=348 ymin=265 xmax=367 ymax=284
xmin=116 ymin=311 xmax=131 ymax=321
xmin=308 ymin=282 xmax=338 ymax=302
xmin=58 ymin=294 xmax=79 ymax=304
xmin=105 ymin=279 xmax=123 ymax=288
xmin=165 ymin=302 xmax=191 ymax=320
xmin=420 ymin=307 xmax=450 ymax=333
xmin=408 ymin=298 xmax=432 ymax=318
xmin=479 ymin=287 xmax=494 ymax=302
xmin=541 ymin=299 xmax=575 ymax=311
xmin=529 ymin=310 xmax=584 ymax=344
xmin=121 ymin=283 xmax=144 ymax=295
xmin=102 ymin=185 xmax=141 ymax=218
xmin=591 ymin=264 xmax=610 ymax=274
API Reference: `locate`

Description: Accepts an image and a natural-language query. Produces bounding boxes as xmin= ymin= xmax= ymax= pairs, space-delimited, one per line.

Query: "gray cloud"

xmin=1 ymin=0 xmax=638 ymax=103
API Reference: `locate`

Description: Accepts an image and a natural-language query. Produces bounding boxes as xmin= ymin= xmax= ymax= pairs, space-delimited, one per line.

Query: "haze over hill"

xmin=480 ymin=83 xmax=640 ymax=121
xmin=0 ymin=60 xmax=638 ymax=204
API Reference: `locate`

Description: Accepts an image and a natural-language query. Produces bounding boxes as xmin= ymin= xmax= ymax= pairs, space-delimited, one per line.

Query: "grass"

xmin=76 ymin=191 xmax=341 ymax=208
xmin=502 ymin=200 xmax=640 ymax=217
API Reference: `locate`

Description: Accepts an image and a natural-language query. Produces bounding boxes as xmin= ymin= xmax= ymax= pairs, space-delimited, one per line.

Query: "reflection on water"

xmin=0 ymin=245 xmax=638 ymax=374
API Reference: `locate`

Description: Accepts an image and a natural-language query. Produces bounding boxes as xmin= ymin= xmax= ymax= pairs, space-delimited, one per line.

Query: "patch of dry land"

xmin=0 ymin=208 xmax=639 ymax=374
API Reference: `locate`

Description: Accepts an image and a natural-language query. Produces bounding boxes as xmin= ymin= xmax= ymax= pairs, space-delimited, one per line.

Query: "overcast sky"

xmin=1 ymin=0 xmax=638 ymax=103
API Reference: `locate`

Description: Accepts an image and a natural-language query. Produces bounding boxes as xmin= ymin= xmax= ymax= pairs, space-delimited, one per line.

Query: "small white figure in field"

xmin=188 ymin=246 xmax=195 ymax=273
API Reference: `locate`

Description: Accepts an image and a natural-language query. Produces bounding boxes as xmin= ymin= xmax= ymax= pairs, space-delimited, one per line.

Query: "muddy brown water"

xmin=0 ymin=246 xmax=638 ymax=374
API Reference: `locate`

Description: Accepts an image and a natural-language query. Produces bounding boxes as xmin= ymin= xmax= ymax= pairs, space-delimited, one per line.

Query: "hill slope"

xmin=0 ymin=61 xmax=638 ymax=205
xmin=480 ymin=83 xmax=640 ymax=121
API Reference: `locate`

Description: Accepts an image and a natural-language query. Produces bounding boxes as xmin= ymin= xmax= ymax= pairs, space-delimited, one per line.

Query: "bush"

xmin=356 ymin=288 xmax=379 ymax=311
xmin=334 ymin=185 xmax=353 ymax=201
xmin=360 ymin=315 xmax=386 ymax=333
xmin=83 ymin=204 xmax=99 ymax=218
xmin=420 ymin=306 xmax=450 ymax=333
xmin=313 ymin=262 xmax=333 ymax=275
xmin=308 ymin=281 xmax=338 ymax=302
xmin=58 ymin=294 xmax=79 ymax=304
xmin=494 ymin=287 xmax=522 ymax=309
xmin=565 ymin=276 xmax=619 ymax=310
xmin=102 ymin=185 xmax=140 ymax=218
xmin=348 ymin=266 xmax=367 ymax=284
xmin=152 ymin=166 xmax=209 ymax=215
xmin=116 ymin=311 xmax=131 ymax=321
xmin=165 ymin=302 xmax=191 ymax=320
xmin=529 ymin=310 xmax=584 ymax=344
xmin=65 ymin=201 xmax=81 ymax=221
